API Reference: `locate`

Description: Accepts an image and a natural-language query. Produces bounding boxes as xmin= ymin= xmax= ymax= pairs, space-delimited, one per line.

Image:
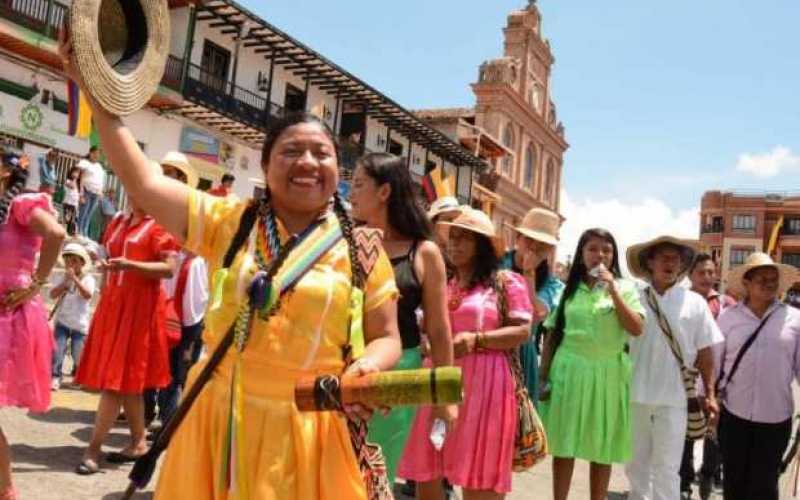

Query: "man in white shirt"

xmin=76 ymin=146 xmax=106 ymax=237
xmin=625 ymin=236 xmax=723 ymax=500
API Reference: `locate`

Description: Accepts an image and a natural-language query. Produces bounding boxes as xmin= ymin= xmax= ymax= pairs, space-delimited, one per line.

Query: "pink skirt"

xmin=397 ymin=351 xmax=517 ymax=493
xmin=0 ymin=272 xmax=53 ymax=412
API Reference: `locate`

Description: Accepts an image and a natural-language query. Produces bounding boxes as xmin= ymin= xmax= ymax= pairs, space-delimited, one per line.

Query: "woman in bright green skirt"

xmin=539 ymin=228 xmax=645 ymax=500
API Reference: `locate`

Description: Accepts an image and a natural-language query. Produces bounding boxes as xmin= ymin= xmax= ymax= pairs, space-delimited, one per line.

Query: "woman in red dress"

xmin=75 ymin=192 xmax=175 ymax=475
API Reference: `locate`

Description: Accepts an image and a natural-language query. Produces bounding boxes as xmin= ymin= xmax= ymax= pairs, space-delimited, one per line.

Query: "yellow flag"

xmin=768 ymin=216 xmax=784 ymax=255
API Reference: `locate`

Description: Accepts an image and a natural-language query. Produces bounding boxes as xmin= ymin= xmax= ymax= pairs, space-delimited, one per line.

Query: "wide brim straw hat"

xmin=626 ymin=235 xmax=699 ymax=279
xmin=427 ymin=196 xmax=462 ymax=220
xmin=725 ymin=252 xmax=799 ymax=298
xmin=438 ymin=207 xmax=505 ymax=257
xmin=508 ymin=207 xmax=560 ymax=247
xmin=160 ymin=151 xmax=198 ymax=188
xmin=69 ymin=0 xmax=170 ymax=116
xmin=61 ymin=242 xmax=92 ymax=273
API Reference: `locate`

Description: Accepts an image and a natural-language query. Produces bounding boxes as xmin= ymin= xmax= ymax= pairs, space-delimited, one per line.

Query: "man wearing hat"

xmin=49 ymin=242 xmax=96 ymax=391
xmin=716 ymin=253 xmax=800 ymax=500
xmin=625 ymin=236 xmax=722 ymax=500
xmin=503 ymin=207 xmax=565 ymax=402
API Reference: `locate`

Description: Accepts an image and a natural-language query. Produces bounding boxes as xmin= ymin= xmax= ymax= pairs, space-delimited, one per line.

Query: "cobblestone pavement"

xmin=6 ymin=380 xmax=729 ymax=499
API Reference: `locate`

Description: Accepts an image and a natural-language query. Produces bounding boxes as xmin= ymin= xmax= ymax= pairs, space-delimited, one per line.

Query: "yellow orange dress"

xmin=155 ymin=192 xmax=397 ymax=500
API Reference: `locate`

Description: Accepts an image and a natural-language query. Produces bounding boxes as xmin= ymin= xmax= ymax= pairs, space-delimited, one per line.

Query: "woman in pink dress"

xmin=398 ymin=207 xmax=534 ymax=499
xmin=0 ymin=152 xmax=66 ymax=499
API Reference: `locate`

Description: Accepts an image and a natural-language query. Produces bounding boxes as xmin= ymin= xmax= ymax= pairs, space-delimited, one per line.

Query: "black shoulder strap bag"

xmin=715 ymin=308 xmax=776 ymax=400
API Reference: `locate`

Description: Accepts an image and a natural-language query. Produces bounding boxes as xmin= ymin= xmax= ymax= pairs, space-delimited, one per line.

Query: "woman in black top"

xmin=350 ymin=152 xmax=455 ymax=484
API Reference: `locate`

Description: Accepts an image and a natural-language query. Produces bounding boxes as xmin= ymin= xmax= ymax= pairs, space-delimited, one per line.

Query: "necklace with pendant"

xmin=448 ymin=281 xmax=468 ymax=311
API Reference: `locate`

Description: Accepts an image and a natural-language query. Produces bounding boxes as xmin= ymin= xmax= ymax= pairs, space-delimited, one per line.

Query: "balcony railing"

xmin=0 ymin=0 xmax=68 ymax=39
xmin=184 ymin=61 xmax=284 ymax=130
xmin=161 ymin=55 xmax=184 ymax=92
xmin=159 ymin=56 xmax=286 ymax=132
xmin=701 ymin=223 xmax=724 ymax=234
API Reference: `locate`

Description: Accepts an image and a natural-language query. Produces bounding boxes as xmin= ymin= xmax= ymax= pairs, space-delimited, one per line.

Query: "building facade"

xmin=700 ymin=190 xmax=800 ymax=286
xmin=0 ymin=0 xmax=484 ymax=203
xmin=417 ymin=2 xmax=568 ymax=244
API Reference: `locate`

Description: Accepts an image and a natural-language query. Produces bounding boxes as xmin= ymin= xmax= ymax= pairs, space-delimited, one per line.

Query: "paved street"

xmin=3 ymin=378 xmax=733 ymax=500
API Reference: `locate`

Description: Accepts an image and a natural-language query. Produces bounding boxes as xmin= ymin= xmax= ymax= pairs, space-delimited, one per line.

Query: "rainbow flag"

xmin=422 ymin=166 xmax=456 ymax=203
xmin=67 ymin=80 xmax=93 ymax=139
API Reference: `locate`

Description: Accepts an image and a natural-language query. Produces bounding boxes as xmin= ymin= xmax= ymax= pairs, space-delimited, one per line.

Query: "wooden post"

xmin=44 ymin=0 xmax=54 ymax=38
xmin=179 ymin=5 xmax=198 ymax=93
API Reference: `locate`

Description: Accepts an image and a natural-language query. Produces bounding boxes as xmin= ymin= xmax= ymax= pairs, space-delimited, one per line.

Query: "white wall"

xmin=123 ymin=111 xmax=183 ymax=160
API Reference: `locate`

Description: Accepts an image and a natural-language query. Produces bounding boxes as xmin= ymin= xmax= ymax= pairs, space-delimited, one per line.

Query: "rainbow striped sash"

xmin=222 ymin=215 xmax=344 ymax=499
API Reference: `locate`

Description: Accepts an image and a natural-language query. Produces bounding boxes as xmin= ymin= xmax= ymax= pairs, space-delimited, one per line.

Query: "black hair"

xmin=222 ymin=173 xmax=236 ymax=184
xmin=88 ymin=146 xmax=99 ymax=156
xmin=689 ymin=252 xmax=713 ymax=275
xmin=641 ymin=242 xmax=694 ymax=275
xmin=256 ymin=113 xmax=364 ymax=290
xmin=463 ymin=233 xmax=500 ymax=290
xmin=549 ymin=228 xmax=622 ymax=349
xmin=356 ymin=152 xmax=433 ymax=242
xmin=0 ymin=153 xmax=30 ymax=225
xmin=261 ymin=112 xmax=338 ymax=165
xmin=534 ymin=259 xmax=551 ymax=293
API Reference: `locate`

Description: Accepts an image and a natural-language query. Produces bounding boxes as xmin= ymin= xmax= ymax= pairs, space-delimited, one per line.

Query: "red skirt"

xmin=76 ymin=280 xmax=171 ymax=394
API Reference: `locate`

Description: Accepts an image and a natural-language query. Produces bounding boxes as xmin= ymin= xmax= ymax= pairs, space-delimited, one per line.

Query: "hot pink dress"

xmin=0 ymin=193 xmax=55 ymax=412
xmin=397 ymin=272 xmax=533 ymax=493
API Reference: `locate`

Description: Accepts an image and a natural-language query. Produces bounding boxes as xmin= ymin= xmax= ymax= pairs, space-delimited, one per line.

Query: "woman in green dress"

xmin=539 ymin=228 xmax=645 ymax=500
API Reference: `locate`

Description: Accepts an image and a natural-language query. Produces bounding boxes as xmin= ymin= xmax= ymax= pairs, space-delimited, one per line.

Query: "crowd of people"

xmin=0 ymin=33 xmax=798 ymax=500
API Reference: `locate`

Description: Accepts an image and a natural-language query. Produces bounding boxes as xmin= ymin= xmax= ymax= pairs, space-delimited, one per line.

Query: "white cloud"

xmin=557 ymin=190 xmax=699 ymax=276
xmin=736 ymin=146 xmax=800 ymax=178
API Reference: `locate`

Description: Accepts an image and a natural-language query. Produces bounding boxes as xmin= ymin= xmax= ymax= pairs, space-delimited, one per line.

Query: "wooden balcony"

xmin=0 ymin=0 xmax=67 ymax=39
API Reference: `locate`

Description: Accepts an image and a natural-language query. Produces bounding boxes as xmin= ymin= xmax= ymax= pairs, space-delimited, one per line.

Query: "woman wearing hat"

xmin=0 ymin=152 xmax=65 ymax=499
xmin=539 ymin=228 xmax=645 ymax=500
xmin=716 ymin=253 xmax=800 ymax=500
xmin=504 ymin=207 xmax=565 ymax=402
xmin=61 ymin=32 xmax=402 ymax=497
xmin=49 ymin=242 xmax=96 ymax=391
xmin=349 ymin=152 xmax=455 ymax=485
xmin=398 ymin=207 xmax=534 ymax=498
xmin=74 ymin=163 xmax=178 ymax=474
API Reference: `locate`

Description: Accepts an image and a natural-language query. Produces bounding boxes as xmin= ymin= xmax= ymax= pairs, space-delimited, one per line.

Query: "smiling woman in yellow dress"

xmin=59 ymin=37 xmax=402 ymax=499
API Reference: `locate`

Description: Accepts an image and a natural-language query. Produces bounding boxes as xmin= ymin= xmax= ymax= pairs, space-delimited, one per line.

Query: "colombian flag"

xmin=422 ymin=166 xmax=456 ymax=203
xmin=67 ymin=80 xmax=93 ymax=139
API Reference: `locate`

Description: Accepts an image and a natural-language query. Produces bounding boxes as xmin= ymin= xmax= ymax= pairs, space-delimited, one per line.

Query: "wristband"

xmin=476 ymin=332 xmax=488 ymax=350
xmin=30 ymin=276 xmax=47 ymax=289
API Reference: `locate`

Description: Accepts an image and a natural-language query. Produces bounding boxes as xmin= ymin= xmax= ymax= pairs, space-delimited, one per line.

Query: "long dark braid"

xmin=333 ymin=191 xmax=365 ymax=288
xmin=0 ymin=154 xmax=30 ymax=225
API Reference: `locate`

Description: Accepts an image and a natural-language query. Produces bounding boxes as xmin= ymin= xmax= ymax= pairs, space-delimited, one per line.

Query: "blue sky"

xmin=243 ymin=0 xmax=800 ymax=217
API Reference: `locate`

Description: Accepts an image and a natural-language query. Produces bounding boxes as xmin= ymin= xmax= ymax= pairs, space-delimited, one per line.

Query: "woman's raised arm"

xmin=58 ymin=31 xmax=190 ymax=240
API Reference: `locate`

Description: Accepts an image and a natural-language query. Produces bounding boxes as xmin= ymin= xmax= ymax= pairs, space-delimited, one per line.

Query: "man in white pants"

xmin=625 ymin=236 xmax=722 ymax=500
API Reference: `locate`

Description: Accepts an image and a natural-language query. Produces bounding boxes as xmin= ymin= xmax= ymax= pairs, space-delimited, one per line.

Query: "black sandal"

xmin=75 ymin=459 xmax=100 ymax=475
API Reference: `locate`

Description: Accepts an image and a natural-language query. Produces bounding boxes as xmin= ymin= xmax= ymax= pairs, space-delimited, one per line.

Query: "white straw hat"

xmin=626 ymin=235 xmax=699 ymax=279
xmin=509 ymin=207 xmax=560 ymax=247
xmin=161 ymin=151 xmax=198 ymax=188
xmin=725 ymin=252 xmax=799 ymax=298
xmin=438 ymin=207 xmax=505 ymax=257
xmin=61 ymin=242 xmax=92 ymax=273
